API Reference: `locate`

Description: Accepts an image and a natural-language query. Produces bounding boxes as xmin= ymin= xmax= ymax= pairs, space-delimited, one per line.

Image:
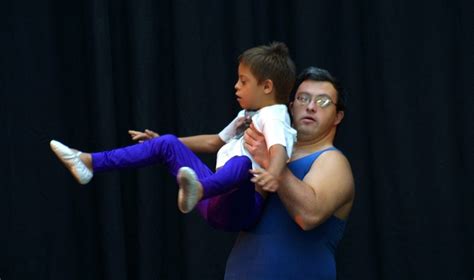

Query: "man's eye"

xmin=317 ymin=97 xmax=331 ymax=107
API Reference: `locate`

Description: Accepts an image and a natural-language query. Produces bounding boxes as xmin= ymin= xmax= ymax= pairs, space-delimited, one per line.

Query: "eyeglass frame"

xmin=294 ymin=92 xmax=338 ymax=109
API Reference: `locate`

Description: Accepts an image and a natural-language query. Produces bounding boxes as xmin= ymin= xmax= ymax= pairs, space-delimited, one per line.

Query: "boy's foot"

xmin=177 ymin=167 xmax=203 ymax=213
xmin=50 ymin=140 xmax=93 ymax=185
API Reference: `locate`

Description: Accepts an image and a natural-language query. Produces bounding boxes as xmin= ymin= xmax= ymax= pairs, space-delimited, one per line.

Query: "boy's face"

xmin=234 ymin=63 xmax=266 ymax=110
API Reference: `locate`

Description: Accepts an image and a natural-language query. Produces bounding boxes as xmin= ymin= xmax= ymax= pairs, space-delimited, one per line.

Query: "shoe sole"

xmin=177 ymin=167 xmax=201 ymax=213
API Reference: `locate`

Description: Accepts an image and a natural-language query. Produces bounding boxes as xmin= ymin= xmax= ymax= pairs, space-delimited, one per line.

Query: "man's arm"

xmin=244 ymin=125 xmax=354 ymax=230
xmin=277 ymin=152 xmax=354 ymax=230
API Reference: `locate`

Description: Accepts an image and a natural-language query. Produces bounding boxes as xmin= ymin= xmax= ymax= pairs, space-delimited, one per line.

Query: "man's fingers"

xmin=245 ymin=126 xmax=258 ymax=140
xmin=244 ymin=142 xmax=253 ymax=152
xmin=244 ymin=130 xmax=257 ymax=143
xmin=249 ymin=123 xmax=261 ymax=134
xmin=245 ymin=123 xmax=263 ymax=141
xmin=250 ymin=168 xmax=264 ymax=175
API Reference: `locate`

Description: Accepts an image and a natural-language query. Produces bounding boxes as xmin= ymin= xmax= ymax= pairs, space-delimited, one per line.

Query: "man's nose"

xmin=306 ymin=99 xmax=318 ymax=111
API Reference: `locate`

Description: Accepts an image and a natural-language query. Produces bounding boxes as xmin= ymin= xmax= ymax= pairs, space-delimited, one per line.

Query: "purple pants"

xmin=92 ymin=134 xmax=264 ymax=231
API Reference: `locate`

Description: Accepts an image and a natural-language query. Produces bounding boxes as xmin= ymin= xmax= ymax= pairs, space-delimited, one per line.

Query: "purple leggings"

xmin=91 ymin=134 xmax=264 ymax=231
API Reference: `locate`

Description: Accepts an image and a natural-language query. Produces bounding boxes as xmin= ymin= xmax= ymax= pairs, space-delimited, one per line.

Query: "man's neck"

xmin=293 ymin=129 xmax=336 ymax=157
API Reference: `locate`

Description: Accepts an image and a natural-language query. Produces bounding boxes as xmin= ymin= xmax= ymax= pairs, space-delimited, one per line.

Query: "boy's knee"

xmin=149 ymin=134 xmax=181 ymax=151
xmin=153 ymin=134 xmax=179 ymax=144
xmin=232 ymin=156 xmax=252 ymax=170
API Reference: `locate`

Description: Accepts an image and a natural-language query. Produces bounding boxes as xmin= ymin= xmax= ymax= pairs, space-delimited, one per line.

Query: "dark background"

xmin=1 ymin=0 xmax=473 ymax=279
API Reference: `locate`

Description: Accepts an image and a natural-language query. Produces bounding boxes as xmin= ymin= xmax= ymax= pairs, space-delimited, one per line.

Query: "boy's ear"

xmin=263 ymin=79 xmax=273 ymax=94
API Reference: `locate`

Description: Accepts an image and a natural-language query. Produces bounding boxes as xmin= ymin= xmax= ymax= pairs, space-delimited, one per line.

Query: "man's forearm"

xmin=277 ymin=168 xmax=321 ymax=230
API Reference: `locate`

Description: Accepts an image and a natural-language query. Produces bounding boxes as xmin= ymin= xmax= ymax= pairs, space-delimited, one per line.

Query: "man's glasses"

xmin=295 ymin=93 xmax=336 ymax=108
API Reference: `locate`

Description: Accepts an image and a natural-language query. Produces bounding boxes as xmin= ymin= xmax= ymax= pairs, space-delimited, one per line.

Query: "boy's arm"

xmin=267 ymin=144 xmax=288 ymax=176
xmin=179 ymin=134 xmax=225 ymax=153
xmin=128 ymin=129 xmax=224 ymax=153
xmin=250 ymin=144 xmax=288 ymax=192
xmin=129 ymin=111 xmax=243 ymax=154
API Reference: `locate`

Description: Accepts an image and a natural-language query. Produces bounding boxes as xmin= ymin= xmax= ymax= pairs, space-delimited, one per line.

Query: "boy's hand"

xmin=250 ymin=168 xmax=280 ymax=192
xmin=128 ymin=129 xmax=159 ymax=143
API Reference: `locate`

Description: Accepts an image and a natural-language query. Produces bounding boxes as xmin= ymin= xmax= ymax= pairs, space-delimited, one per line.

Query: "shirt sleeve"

xmin=261 ymin=118 xmax=293 ymax=150
xmin=256 ymin=106 xmax=297 ymax=158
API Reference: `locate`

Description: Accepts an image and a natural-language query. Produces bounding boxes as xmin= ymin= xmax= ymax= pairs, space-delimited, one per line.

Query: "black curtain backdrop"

xmin=1 ymin=0 xmax=473 ymax=279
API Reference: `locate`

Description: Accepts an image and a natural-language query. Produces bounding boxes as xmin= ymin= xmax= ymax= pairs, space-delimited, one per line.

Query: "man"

xmin=104 ymin=66 xmax=352 ymax=279
xmin=224 ymin=66 xmax=355 ymax=279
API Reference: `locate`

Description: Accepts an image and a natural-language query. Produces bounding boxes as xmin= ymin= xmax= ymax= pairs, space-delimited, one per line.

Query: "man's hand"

xmin=244 ymin=123 xmax=270 ymax=169
xmin=250 ymin=168 xmax=280 ymax=192
xmin=128 ymin=129 xmax=159 ymax=143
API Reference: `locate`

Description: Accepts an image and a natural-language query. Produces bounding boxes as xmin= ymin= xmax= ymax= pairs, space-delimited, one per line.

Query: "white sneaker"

xmin=177 ymin=167 xmax=202 ymax=213
xmin=50 ymin=140 xmax=93 ymax=185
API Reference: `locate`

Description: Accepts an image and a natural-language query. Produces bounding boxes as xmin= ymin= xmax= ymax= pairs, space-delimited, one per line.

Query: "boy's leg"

xmin=177 ymin=156 xmax=253 ymax=213
xmin=180 ymin=156 xmax=266 ymax=231
xmin=91 ymin=134 xmax=212 ymax=178
xmin=54 ymin=135 xmax=263 ymax=230
xmin=200 ymin=156 xmax=253 ymax=199
xmin=91 ymin=134 xmax=218 ymax=221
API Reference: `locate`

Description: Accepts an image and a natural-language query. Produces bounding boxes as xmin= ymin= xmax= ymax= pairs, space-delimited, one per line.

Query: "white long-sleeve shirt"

xmin=216 ymin=104 xmax=296 ymax=169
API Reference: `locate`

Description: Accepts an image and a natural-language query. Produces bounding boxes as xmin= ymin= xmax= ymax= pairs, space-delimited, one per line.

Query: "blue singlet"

xmin=224 ymin=147 xmax=346 ymax=280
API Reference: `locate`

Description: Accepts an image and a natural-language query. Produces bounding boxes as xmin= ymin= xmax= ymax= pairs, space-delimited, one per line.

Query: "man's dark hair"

xmin=291 ymin=67 xmax=347 ymax=112
xmin=238 ymin=42 xmax=296 ymax=104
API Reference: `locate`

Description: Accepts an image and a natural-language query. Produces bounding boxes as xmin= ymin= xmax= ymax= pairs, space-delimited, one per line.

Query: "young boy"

xmin=50 ymin=42 xmax=296 ymax=230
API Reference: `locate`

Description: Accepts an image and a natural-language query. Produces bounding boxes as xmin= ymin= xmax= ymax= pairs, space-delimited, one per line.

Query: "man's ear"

xmin=289 ymin=101 xmax=294 ymax=115
xmin=263 ymin=79 xmax=273 ymax=94
xmin=334 ymin=110 xmax=344 ymax=125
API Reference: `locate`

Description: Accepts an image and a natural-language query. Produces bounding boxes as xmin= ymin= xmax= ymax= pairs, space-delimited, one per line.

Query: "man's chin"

xmin=296 ymin=120 xmax=317 ymax=130
xmin=296 ymin=125 xmax=318 ymax=136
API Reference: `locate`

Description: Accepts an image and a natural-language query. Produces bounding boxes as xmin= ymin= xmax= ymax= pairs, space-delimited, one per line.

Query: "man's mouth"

xmin=301 ymin=116 xmax=316 ymax=122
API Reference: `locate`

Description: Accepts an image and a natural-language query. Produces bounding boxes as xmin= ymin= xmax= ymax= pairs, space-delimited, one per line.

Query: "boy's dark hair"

xmin=291 ymin=67 xmax=347 ymax=112
xmin=238 ymin=42 xmax=296 ymax=104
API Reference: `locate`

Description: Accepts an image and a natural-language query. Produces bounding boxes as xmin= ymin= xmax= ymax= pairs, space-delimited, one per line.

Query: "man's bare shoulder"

xmin=308 ymin=148 xmax=354 ymax=192
xmin=313 ymin=148 xmax=351 ymax=170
